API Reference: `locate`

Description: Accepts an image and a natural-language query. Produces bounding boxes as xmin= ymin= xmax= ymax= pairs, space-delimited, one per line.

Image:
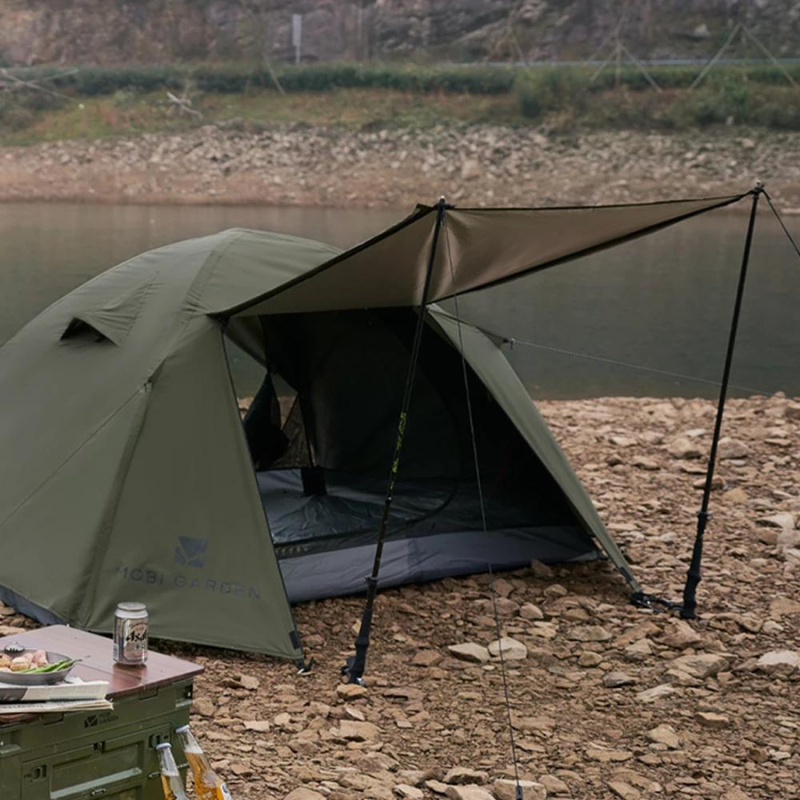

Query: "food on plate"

xmin=0 ymin=649 xmax=78 ymax=674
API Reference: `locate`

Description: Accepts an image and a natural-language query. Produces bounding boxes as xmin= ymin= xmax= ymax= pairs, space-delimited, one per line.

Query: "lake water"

xmin=2 ymin=201 xmax=799 ymax=399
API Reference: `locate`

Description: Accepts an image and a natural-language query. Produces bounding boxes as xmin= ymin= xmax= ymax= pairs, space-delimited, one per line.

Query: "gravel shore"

xmin=3 ymin=124 xmax=800 ymax=211
xmin=2 ymin=394 xmax=799 ymax=799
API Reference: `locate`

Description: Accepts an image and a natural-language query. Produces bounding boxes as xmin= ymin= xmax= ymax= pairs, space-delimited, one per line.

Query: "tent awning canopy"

xmin=219 ymin=192 xmax=749 ymax=318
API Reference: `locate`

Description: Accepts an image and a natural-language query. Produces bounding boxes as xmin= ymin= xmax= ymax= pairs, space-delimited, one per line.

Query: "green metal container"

xmin=0 ymin=678 xmax=194 ymax=799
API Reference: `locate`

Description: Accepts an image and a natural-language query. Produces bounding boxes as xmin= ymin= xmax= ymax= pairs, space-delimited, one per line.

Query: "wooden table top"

xmin=0 ymin=625 xmax=203 ymax=724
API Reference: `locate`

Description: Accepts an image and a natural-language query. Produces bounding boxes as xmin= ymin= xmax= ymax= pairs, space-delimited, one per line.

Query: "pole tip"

xmin=753 ymin=180 xmax=764 ymax=193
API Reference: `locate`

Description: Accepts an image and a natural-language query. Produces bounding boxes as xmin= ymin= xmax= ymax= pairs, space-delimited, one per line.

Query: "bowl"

xmin=0 ymin=648 xmax=78 ymax=686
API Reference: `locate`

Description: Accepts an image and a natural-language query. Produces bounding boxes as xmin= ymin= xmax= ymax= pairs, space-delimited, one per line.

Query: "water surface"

xmin=2 ymin=202 xmax=799 ymax=399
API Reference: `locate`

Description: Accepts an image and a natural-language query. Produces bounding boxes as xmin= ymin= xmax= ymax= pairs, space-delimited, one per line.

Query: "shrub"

xmin=515 ymin=67 xmax=590 ymax=120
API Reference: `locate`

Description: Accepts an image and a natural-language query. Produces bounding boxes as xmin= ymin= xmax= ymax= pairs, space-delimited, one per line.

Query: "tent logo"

xmin=174 ymin=536 xmax=207 ymax=568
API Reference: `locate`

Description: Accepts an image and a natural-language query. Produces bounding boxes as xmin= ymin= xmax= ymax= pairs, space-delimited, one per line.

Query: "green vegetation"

xmin=9 ymin=63 xmax=517 ymax=96
xmin=1 ymin=62 xmax=799 ymax=143
xmin=514 ymin=67 xmax=800 ymax=130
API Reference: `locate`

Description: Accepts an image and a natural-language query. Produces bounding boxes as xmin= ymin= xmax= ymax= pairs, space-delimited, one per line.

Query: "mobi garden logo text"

xmin=115 ymin=537 xmax=262 ymax=600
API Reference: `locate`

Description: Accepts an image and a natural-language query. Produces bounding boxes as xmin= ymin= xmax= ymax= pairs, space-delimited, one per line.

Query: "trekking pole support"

xmin=680 ymin=182 xmax=762 ymax=619
xmin=344 ymin=197 xmax=451 ymax=684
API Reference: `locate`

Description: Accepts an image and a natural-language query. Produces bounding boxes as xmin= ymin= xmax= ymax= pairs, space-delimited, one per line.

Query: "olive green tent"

xmin=0 ymin=193 xmax=746 ymax=660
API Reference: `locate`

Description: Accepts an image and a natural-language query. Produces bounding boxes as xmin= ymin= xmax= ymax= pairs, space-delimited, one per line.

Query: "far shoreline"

xmin=2 ymin=123 xmax=799 ymax=213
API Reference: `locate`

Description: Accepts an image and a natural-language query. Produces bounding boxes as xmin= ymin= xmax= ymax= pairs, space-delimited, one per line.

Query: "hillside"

xmin=1 ymin=0 xmax=798 ymax=67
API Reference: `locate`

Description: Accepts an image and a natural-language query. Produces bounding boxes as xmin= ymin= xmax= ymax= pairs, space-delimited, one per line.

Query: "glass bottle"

xmin=155 ymin=742 xmax=188 ymax=800
xmin=175 ymin=724 xmax=233 ymax=800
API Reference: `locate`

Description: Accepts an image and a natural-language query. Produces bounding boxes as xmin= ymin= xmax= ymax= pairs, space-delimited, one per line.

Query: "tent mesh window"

xmin=229 ymin=307 xmax=597 ymax=593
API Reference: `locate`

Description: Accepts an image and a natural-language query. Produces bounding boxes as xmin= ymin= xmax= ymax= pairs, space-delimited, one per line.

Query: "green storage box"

xmin=0 ymin=626 xmax=203 ymax=800
xmin=0 ymin=678 xmax=194 ymax=799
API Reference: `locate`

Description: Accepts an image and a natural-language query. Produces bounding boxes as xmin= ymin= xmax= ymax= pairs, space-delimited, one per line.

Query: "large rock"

xmin=603 ymin=671 xmax=637 ymax=688
xmin=648 ymin=724 xmax=680 ymax=748
xmin=538 ymin=774 xmax=569 ymax=794
xmin=337 ymin=720 xmax=380 ymax=741
xmin=660 ymin=620 xmax=702 ymax=649
xmin=636 ymin=684 xmax=676 ymax=703
xmin=493 ymin=779 xmax=547 ymax=799
xmin=608 ymin=782 xmax=641 ymax=800
xmin=412 ymin=649 xmax=442 ymax=667
xmin=586 ymin=748 xmax=633 ymax=763
xmin=566 ymin=625 xmax=612 ymax=643
xmin=285 ymin=790 xmax=325 ymax=800
xmin=667 ymin=437 xmax=703 ymax=459
xmin=394 ymin=785 xmax=424 ymax=799
xmin=669 ymin=653 xmax=728 ymax=679
xmin=694 ymin=711 xmax=730 ymax=729
xmin=445 ymin=787 xmax=494 ymax=800
xmin=758 ymin=512 xmax=796 ymax=531
xmin=443 ymin=768 xmax=488 ymax=785
xmin=718 ymin=437 xmax=750 ymax=459
xmin=488 ymin=637 xmax=528 ymax=660
xmin=243 ymin=720 xmax=271 ymax=732
xmin=337 ymin=683 xmax=368 ymax=700
xmin=769 ymin=596 xmax=800 ymax=618
xmin=448 ymin=643 xmax=491 ymax=663
xmin=756 ymin=650 xmax=800 ymax=677
xmin=519 ymin=603 xmax=544 ymax=620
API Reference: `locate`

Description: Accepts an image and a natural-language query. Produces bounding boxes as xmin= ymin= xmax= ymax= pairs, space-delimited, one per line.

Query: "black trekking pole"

xmin=681 ymin=182 xmax=762 ymax=619
xmin=344 ymin=197 xmax=450 ymax=684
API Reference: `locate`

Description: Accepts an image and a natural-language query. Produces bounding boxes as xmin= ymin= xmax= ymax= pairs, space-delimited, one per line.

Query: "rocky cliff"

xmin=1 ymin=0 xmax=798 ymax=67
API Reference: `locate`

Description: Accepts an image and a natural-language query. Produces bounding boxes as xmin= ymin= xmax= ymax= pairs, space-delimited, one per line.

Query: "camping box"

xmin=0 ymin=626 xmax=202 ymax=799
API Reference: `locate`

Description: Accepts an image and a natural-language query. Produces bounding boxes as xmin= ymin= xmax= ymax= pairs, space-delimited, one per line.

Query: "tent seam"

xmin=74 ymin=382 xmax=152 ymax=628
xmin=0 ymin=385 xmax=149 ymax=535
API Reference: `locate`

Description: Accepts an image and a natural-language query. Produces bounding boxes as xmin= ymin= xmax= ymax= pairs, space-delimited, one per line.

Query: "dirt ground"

xmin=5 ymin=394 xmax=799 ymax=799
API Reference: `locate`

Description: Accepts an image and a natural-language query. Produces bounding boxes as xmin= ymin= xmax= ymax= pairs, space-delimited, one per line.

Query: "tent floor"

xmin=257 ymin=469 xmax=599 ymax=603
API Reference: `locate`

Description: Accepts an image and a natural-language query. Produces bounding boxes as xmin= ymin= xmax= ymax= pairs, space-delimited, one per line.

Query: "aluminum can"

xmin=113 ymin=602 xmax=149 ymax=665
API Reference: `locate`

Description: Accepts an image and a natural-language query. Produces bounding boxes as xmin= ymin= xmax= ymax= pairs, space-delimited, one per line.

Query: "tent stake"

xmin=344 ymin=197 xmax=450 ymax=684
xmin=681 ymin=183 xmax=762 ymax=619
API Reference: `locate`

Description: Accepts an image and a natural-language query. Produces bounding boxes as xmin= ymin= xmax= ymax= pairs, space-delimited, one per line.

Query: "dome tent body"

xmin=0 ymin=193 xmax=746 ymax=659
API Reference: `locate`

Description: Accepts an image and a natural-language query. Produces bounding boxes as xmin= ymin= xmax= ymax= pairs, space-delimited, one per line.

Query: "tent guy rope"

xmin=496 ymin=336 xmax=774 ymax=398
xmin=764 ymin=190 xmax=800 ymax=262
xmin=443 ymin=215 xmax=525 ymax=800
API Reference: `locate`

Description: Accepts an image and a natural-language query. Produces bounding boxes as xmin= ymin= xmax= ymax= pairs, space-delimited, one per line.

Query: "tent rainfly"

xmin=0 ymin=192 xmax=750 ymax=663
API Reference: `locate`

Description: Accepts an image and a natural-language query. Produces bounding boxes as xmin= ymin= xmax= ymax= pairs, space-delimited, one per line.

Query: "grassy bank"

xmin=2 ymin=62 xmax=799 ymax=144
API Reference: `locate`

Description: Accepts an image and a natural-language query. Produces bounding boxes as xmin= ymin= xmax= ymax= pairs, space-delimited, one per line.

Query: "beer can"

xmin=113 ymin=602 xmax=149 ymax=665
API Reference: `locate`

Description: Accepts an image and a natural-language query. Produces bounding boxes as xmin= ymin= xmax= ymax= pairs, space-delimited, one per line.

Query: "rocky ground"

xmin=2 ymin=394 xmax=800 ymax=799
xmin=3 ymin=125 xmax=800 ymax=211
